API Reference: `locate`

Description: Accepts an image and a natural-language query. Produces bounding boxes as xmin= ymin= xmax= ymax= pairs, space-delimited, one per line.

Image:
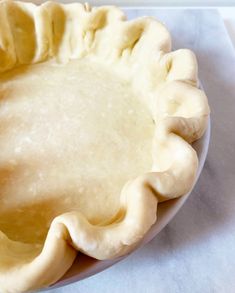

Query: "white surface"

xmin=218 ymin=8 xmax=235 ymax=48
xmin=45 ymin=9 xmax=235 ymax=293
xmin=37 ymin=0 xmax=235 ymax=6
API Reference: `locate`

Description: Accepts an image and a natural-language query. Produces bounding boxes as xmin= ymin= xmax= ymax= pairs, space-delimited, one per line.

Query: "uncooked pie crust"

xmin=0 ymin=1 xmax=210 ymax=292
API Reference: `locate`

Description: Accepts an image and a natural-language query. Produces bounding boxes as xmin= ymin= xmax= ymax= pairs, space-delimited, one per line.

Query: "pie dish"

xmin=0 ymin=1 xmax=210 ymax=292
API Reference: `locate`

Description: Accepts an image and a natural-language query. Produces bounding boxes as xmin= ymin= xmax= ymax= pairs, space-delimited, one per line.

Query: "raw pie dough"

xmin=0 ymin=1 xmax=210 ymax=292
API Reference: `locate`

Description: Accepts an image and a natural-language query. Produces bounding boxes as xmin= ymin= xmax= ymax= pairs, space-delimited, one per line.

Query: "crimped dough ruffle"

xmin=0 ymin=1 xmax=210 ymax=292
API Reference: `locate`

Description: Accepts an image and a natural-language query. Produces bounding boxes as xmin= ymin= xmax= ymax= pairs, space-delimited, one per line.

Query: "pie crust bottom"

xmin=0 ymin=58 xmax=154 ymax=245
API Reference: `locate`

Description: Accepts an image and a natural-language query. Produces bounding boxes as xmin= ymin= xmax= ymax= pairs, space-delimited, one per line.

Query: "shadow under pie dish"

xmin=0 ymin=1 xmax=210 ymax=292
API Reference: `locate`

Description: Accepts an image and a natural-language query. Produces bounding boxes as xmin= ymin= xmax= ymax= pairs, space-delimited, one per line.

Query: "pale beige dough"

xmin=0 ymin=1 xmax=210 ymax=292
xmin=0 ymin=58 xmax=154 ymax=244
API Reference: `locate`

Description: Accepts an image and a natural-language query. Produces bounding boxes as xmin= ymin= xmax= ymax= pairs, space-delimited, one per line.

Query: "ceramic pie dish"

xmin=0 ymin=1 xmax=210 ymax=292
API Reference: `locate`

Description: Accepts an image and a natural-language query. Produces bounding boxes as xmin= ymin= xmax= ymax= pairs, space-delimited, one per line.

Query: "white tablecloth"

xmin=45 ymin=9 xmax=235 ymax=293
